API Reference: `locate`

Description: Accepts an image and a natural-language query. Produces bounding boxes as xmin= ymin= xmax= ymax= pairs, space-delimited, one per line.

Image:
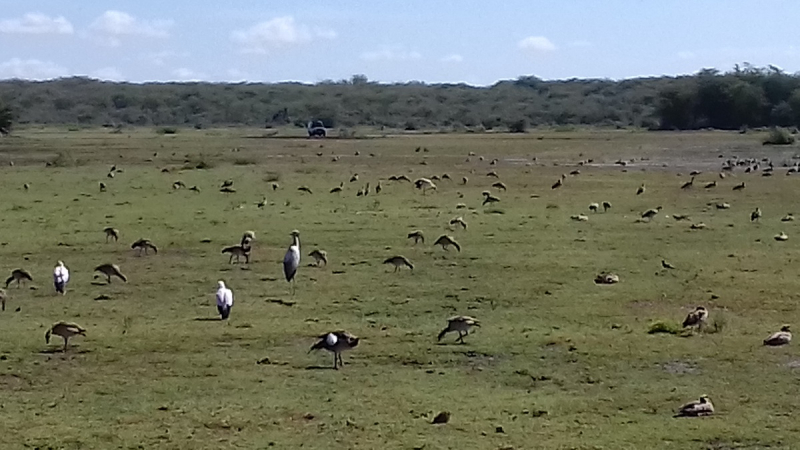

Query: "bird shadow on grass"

xmin=194 ymin=317 xmax=223 ymax=322
xmin=304 ymin=365 xmax=336 ymax=370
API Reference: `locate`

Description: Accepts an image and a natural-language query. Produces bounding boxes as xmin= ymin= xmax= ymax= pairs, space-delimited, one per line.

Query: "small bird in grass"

xmin=672 ymin=214 xmax=689 ymax=221
xmin=0 ymin=288 xmax=6 ymax=311
xmin=283 ymin=230 xmax=301 ymax=295
xmin=384 ymin=255 xmax=414 ymax=272
xmin=45 ymin=321 xmax=86 ymax=352
xmin=763 ymin=325 xmax=791 ymax=346
xmin=486 ymin=170 xmax=499 ymax=178
xmin=53 ymin=261 xmax=69 ymax=295
xmin=350 ymin=174 xmax=359 ymax=182
xmin=330 ymin=182 xmax=343 ymax=194
xmin=733 ymin=182 xmax=746 ymax=191
xmin=588 ymin=203 xmax=600 ymax=213
xmin=775 ymin=231 xmax=789 ymax=241
xmin=104 ymin=227 xmax=119 ymax=242
xmin=5 ymin=269 xmax=32 ymax=288
xmin=682 ymin=306 xmax=708 ymax=329
xmin=221 ymin=244 xmax=251 ymax=264
xmin=602 ymin=201 xmax=612 ymax=212
xmin=661 ymin=259 xmax=676 ymax=269
xmin=172 ymin=180 xmax=186 ymax=189
xmin=551 ymin=175 xmax=565 ymax=189
xmin=408 ymin=230 xmax=425 ymax=244
xmin=94 ymin=263 xmax=127 ymax=283
xmin=256 ymin=197 xmax=267 ymax=208
xmin=680 ymin=176 xmax=695 ymax=189
xmin=437 ymin=316 xmax=480 ymax=344
xmin=131 ymin=239 xmax=158 ymax=255
xmin=220 ymin=186 xmax=236 ymax=193
xmin=674 ymin=395 xmax=714 ymax=417
xmin=492 ymin=181 xmax=507 ymax=191
xmin=189 ymin=185 xmax=200 ymax=193
xmin=309 ymin=331 xmax=360 ymax=369
xmin=375 ymin=181 xmax=382 ymax=194
xmin=272 ymin=183 xmax=279 ymax=191
xmin=434 ymin=235 xmax=461 ymax=252
xmin=308 ymin=249 xmax=328 ymax=266
xmin=636 ymin=184 xmax=646 ymax=195
xmin=704 ymin=181 xmax=717 ymax=189
xmin=751 ymin=207 xmax=762 ymax=222
xmin=297 ymin=186 xmax=313 ymax=194
xmin=221 ymin=179 xmax=234 ymax=188
xmin=99 ymin=182 xmax=106 ymax=192
xmin=215 ymin=281 xmax=233 ymax=320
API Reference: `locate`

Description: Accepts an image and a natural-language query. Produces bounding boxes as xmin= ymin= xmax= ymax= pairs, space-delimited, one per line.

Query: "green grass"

xmin=1 ymin=127 xmax=799 ymax=449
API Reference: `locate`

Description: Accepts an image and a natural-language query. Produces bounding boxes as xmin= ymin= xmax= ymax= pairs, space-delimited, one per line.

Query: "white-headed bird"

xmin=53 ymin=261 xmax=69 ymax=295
xmin=309 ymin=331 xmax=360 ymax=369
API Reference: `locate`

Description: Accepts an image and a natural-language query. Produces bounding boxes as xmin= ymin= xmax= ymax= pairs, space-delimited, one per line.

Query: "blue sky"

xmin=1 ymin=1 xmax=798 ymax=85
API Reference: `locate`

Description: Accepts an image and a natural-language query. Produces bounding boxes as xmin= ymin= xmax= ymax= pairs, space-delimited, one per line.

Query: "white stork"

xmin=53 ymin=261 xmax=70 ymax=295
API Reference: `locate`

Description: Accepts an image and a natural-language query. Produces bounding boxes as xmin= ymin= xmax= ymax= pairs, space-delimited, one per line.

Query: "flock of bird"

xmin=4 ymin=146 xmax=797 ymax=420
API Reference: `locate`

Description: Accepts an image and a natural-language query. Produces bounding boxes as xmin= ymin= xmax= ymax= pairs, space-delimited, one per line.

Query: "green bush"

xmin=647 ymin=321 xmax=682 ymax=335
xmin=763 ymin=127 xmax=795 ymax=145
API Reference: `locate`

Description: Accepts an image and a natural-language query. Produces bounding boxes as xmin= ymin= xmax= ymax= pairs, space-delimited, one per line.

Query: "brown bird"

xmin=308 ymin=331 xmax=360 ymax=369
xmin=308 ymin=249 xmax=328 ymax=266
xmin=682 ymin=306 xmax=708 ymax=329
xmin=220 ymin=186 xmax=236 ymax=193
xmin=45 ymin=321 xmax=86 ymax=352
xmin=297 ymin=186 xmax=313 ymax=194
xmin=733 ymin=182 xmax=746 ymax=191
xmin=704 ymin=181 xmax=717 ymax=189
xmin=99 ymin=182 xmax=107 ymax=192
xmin=641 ymin=206 xmax=663 ymax=220
xmin=602 ymin=201 xmax=612 ymax=212
xmin=750 ymin=207 xmax=761 ymax=222
xmin=662 ymin=259 xmax=676 ymax=269
xmin=384 ymin=255 xmax=414 ymax=272
xmin=636 ymin=184 xmax=645 ymax=195
xmin=486 ymin=171 xmax=499 ymax=178
xmin=434 ymin=235 xmax=461 ymax=252
xmin=172 ymin=180 xmax=186 ymax=189
xmin=104 ymin=227 xmax=119 ymax=242
xmin=5 ymin=269 xmax=32 ymax=288
xmin=764 ymin=325 xmax=792 ymax=346
xmin=675 ymin=395 xmax=714 ymax=417
xmin=94 ymin=263 xmax=127 ymax=283
xmin=131 ymin=239 xmax=158 ymax=255
xmin=408 ymin=230 xmax=425 ymax=244
xmin=681 ymin=176 xmax=695 ymax=189
xmin=437 ymin=316 xmax=480 ymax=343
xmin=551 ymin=175 xmax=565 ymax=189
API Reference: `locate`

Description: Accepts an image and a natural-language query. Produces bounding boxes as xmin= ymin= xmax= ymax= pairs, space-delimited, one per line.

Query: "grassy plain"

xmin=1 ymin=127 xmax=800 ymax=449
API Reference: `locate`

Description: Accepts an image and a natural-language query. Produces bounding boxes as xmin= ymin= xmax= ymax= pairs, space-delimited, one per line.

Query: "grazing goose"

xmin=682 ymin=306 xmax=708 ymax=329
xmin=350 ymin=174 xmax=359 ymax=182
xmin=751 ymin=207 xmax=762 ymax=222
xmin=221 ymin=179 xmax=234 ymax=188
xmin=308 ymin=249 xmax=328 ymax=266
xmin=449 ymin=217 xmax=467 ymax=230
xmin=329 ymin=182 xmax=344 ymax=194
xmin=680 ymin=176 xmax=695 ymax=189
xmin=636 ymin=184 xmax=645 ymax=195
xmin=602 ymin=201 xmax=612 ymax=212
xmin=94 ymin=263 xmax=127 ymax=283
xmin=5 ymin=269 xmax=32 ymax=288
xmin=551 ymin=175 xmax=565 ymax=189
xmin=704 ymin=181 xmax=717 ymax=189
xmin=482 ymin=191 xmax=500 ymax=205
xmin=297 ymin=186 xmax=313 ymax=194
xmin=775 ymin=231 xmax=789 ymax=241
xmin=492 ymin=181 xmax=507 ymax=191
xmin=782 ymin=214 xmax=795 ymax=222
xmin=221 ymin=244 xmax=250 ymax=264
xmin=283 ymin=230 xmax=301 ymax=294
xmin=675 ymin=395 xmax=714 ymax=417
xmin=588 ymin=203 xmax=600 ymax=213
xmin=661 ymin=260 xmax=676 ymax=269
xmin=407 ymin=230 xmax=425 ymax=244
xmin=45 ymin=322 xmax=86 ymax=352
xmin=733 ymin=182 xmax=746 ymax=191
xmin=53 ymin=261 xmax=69 ymax=295
xmin=641 ymin=206 xmax=663 ymax=220
xmin=309 ymin=331 xmax=360 ymax=369
xmin=764 ymin=325 xmax=791 ymax=346
xmin=104 ymin=227 xmax=119 ymax=242
xmin=383 ymin=255 xmax=414 ymax=272
xmin=131 ymin=239 xmax=158 ymax=255
xmin=437 ymin=316 xmax=480 ymax=343
xmin=434 ymin=235 xmax=461 ymax=252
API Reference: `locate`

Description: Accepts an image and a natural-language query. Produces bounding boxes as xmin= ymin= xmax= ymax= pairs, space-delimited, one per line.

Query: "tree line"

xmin=0 ymin=64 xmax=799 ymax=133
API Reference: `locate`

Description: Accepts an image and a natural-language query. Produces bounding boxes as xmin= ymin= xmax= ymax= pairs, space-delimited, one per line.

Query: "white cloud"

xmin=441 ymin=54 xmax=464 ymax=63
xmin=89 ymin=10 xmax=172 ymax=46
xmin=231 ymin=16 xmax=335 ymax=54
xmin=90 ymin=67 xmax=124 ymax=81
xmin=172 ymin=68 xmax=206 ymax=81
xmin=518 ymin=36 xmax=556 ymax=54
xmin=142 ymin=50 xmax=189 ymax=66
xmin=0 ymin=58 xmax=67 ymax=80
xmin=361 ymin=48 xmax=422 ymax=62
xmin=0 ymin=13 xmax=73 ymax=34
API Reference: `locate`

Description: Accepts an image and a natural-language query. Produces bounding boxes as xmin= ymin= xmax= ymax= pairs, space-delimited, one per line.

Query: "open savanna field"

xmin=2 ymin=127 xmax=800 ymax=449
